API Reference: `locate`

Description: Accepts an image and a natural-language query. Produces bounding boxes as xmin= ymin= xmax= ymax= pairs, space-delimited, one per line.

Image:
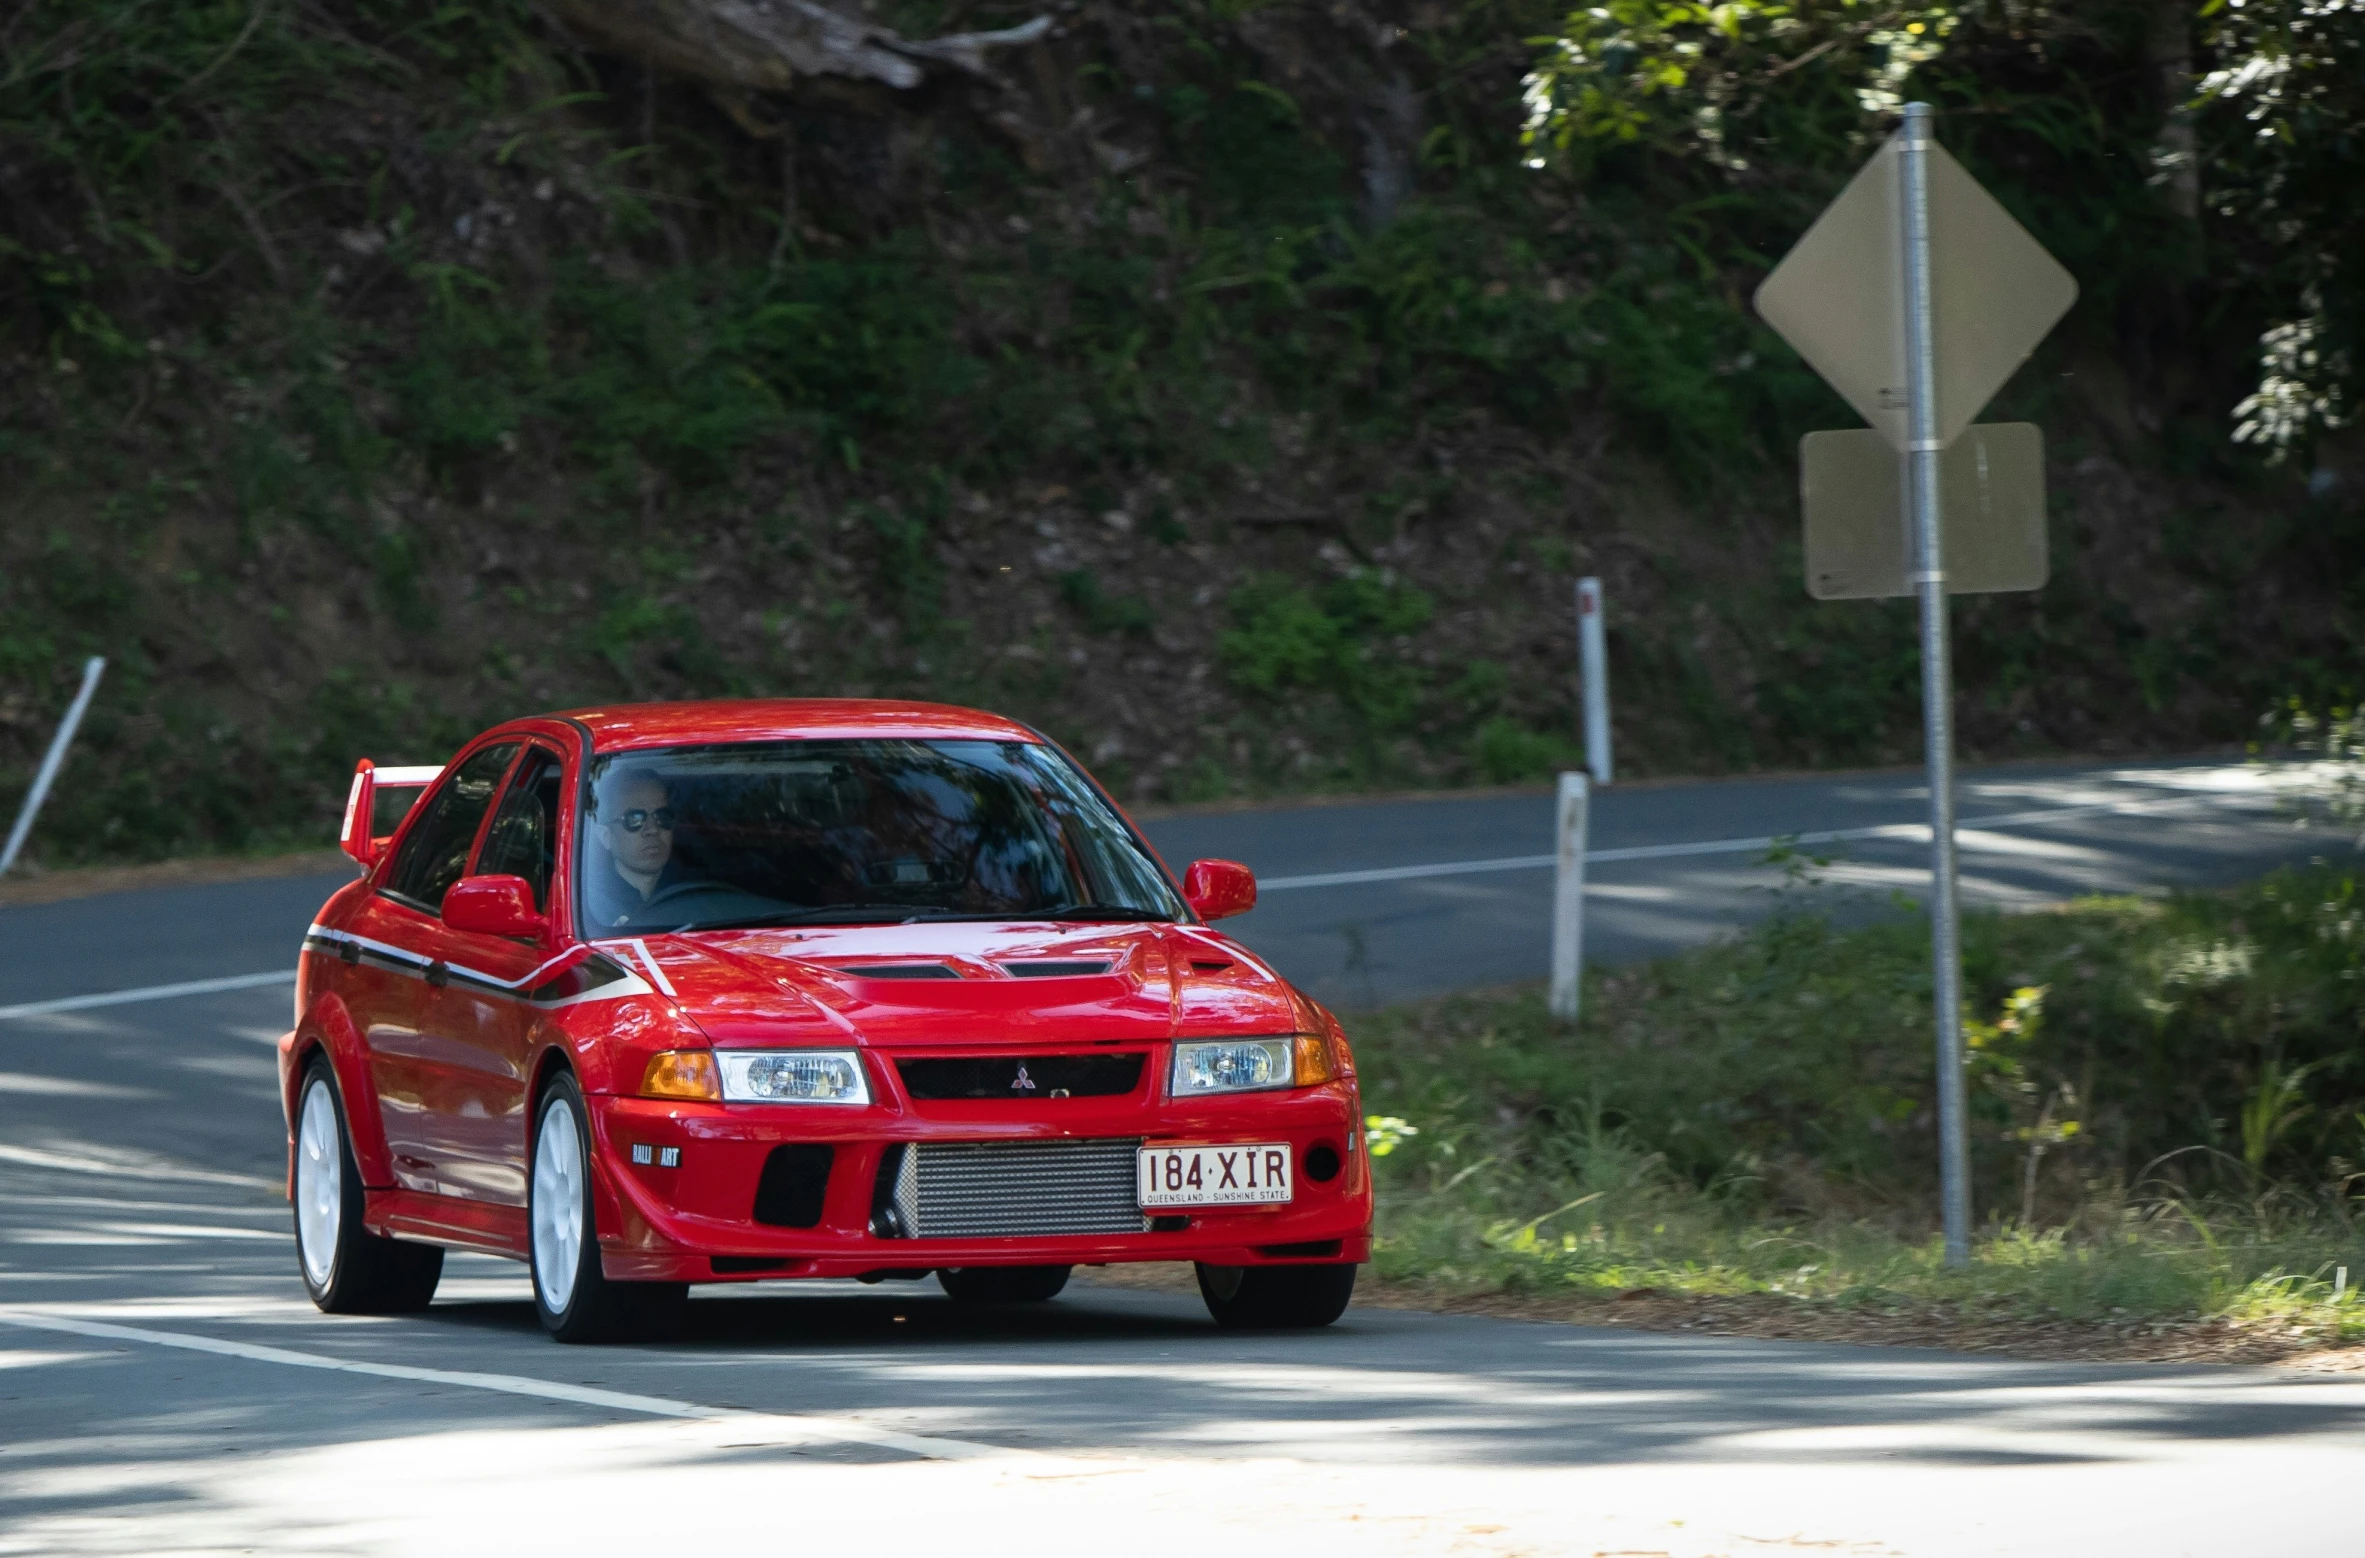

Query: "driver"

xmin=585 ymin=771 xmax=688 ymax=929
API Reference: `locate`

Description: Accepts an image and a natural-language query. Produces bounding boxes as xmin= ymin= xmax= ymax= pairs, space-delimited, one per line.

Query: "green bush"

xmin=1351 ymin=862 xmax=2365 ymax=1329
xmin=1359 ymin=863 xmax=2365 ymax=1204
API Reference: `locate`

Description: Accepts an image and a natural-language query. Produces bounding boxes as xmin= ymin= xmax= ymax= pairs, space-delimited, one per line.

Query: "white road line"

xmin=1258 ymin=792 xmax=2276 ymax=892
xmin=0 ymin=969 xmax=296 ymax=1021
xmin=0 ymin=1309 xmax=1028 ymax=1463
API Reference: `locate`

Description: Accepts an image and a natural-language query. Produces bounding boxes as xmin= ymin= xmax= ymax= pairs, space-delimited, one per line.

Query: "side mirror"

xmin=1182 ymin=858 xmax=1257 ymax=922
xmin=444 ymin=874 xmax=546 ymax=939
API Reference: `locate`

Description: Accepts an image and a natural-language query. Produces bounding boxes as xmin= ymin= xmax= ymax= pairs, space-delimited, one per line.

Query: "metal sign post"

xmin=1756 ymin=102 xmax=2076 ymax=1267
xmin=0 ymin=656 xmax=107 ymax=879
xmin=1899 ymin=105 xmax=1972 ymax=1266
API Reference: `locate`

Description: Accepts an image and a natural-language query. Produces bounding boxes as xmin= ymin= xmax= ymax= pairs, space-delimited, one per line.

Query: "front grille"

xmin=883 ymin=1138 xmax=1145 ymax=1239
xmin=896 ymin=1053 xmax=1145 ymax=1100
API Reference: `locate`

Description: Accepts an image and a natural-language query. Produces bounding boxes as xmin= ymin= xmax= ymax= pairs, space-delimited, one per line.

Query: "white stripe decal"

xmin=0 ymin=1310 xmax=1027 ymax=1463
xmin=1257 ymin=792 xmax=2275 ymax=892
xmin=303 ymin=926 xmax=600 ymax=995
xmin=0 ymin=971 xmax=297 ymax=1022
xmin=630 ymin=939 xmax=678 ymax=998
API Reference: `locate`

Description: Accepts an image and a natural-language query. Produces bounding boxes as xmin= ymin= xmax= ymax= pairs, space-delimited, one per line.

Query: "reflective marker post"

xmin=0 ymin=656 xmax=107 ymax=879
xmin=1548 ymin=772 xmax=1589 ymax=1021
xmin=1900 ymin=104 xmax=1972 ymax=1267
xmin=1577 ymin=578 xmax=1612 ymax=786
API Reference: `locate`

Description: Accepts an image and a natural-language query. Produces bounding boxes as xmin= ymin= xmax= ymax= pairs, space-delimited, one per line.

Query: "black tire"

xmin=529 ymin=1073 xmax=687 ymax=1345
xmin=292 ymin=1059 xmax=443 ymax=1314
xmin=936 ymin=1265 xmax=1072 ymax=1304
xmin=1195 ymin=1261 xmax=1357 ymax=1329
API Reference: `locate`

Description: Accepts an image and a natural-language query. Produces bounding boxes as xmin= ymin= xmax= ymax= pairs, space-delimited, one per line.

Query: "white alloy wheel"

xmin=295 ymin=1074 xmax=344 ymax=1289
xmin=532 ymin=1092 xmax=587 ymax=1314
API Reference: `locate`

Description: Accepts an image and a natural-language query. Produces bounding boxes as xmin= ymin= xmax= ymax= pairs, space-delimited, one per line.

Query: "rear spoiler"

xmin=340 ymin=760 xmax=443 ymax=868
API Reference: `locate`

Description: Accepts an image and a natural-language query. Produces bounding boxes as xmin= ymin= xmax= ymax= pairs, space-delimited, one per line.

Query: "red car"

xmin=278 ymin=700 xmax=1372 ymax=1343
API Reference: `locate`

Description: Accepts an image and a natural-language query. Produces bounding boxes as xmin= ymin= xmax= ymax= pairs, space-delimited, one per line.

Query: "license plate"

xmin=1138 ymin=1143 xmax=1293 ymax=1208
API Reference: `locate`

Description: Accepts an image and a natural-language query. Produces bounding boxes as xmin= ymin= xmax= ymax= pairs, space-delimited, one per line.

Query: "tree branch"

xmin=540 ymin=0 xmax=1049 ymax=95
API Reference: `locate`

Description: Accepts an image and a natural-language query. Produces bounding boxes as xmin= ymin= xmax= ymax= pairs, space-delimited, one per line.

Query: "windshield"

xmin=575 ymin=738 xmax=1185 ymax=935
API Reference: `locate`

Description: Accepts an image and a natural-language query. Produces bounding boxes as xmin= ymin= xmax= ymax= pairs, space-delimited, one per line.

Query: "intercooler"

xmin=877 ymin=1138 xmax=1146 ymax=1239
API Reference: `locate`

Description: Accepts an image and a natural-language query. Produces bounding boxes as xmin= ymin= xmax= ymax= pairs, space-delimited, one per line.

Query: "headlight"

xmin=717 ymin=1049 xmax=870 ymax=1104
xmin=1170 ymin=1036 xmax=1333 ymax=1095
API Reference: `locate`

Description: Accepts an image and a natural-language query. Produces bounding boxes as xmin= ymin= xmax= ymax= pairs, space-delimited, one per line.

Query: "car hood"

xmin=605 ymin=921 xmax=1313 ymax=1048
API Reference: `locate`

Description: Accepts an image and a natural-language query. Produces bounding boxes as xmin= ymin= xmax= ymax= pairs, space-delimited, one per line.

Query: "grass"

xmin=1350 ymin=861 xmax=2365 ymax=1349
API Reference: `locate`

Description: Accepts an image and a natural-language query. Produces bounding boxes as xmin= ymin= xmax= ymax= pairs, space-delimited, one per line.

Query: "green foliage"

xmin=1472 ymin=716 xmax=1583 ymax=783
xmin=2199 ymin=0 xmax=2365 ymax=455
xmin=2264 ymin=695 xmax=2365 ymax=846
xmin=1520 ymin=0 xmax=2365 ymax=463
xmin=1220 ymin=571 xmax=1434 ymax=730
xmin=1058 ymin=570 xmax=1156 ymax=637
xmin=1357 ymin=863 xmax=2365 ymax=1205
xmin=0 ymin=0 xmax=2357 ymax=863
xmin=1521 ymin=0 xmax=1954 ymax=165
xmin=1353 ymin=863 xmax=2365 ymax=1332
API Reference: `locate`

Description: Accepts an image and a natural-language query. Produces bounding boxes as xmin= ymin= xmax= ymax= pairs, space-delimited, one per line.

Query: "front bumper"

xmin=586 ymin=1086 xmax=1373 ymax=1282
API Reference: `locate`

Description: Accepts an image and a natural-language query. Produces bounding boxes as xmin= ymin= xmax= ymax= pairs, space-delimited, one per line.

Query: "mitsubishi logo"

xmin=1010 ymin=1065 xmax=1038 ymax=1091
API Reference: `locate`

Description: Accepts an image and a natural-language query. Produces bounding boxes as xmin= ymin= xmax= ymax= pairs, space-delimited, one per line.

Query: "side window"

xmin=383 ymin=743 xmax=520 ymax=913
xmin=475 ymin=747 xmax=565 ymax=911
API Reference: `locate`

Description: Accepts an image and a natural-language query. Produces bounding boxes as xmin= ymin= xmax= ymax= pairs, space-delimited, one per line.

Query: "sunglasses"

xmin=611 ymin=807 xmax=676 ymax=834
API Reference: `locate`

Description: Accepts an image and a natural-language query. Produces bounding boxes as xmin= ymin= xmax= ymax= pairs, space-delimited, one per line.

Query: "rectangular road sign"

xmin=1755 ymin=138 xmax=2076 ymax=452
xmin=1802 ymin=422 xmax=2047 ymax=599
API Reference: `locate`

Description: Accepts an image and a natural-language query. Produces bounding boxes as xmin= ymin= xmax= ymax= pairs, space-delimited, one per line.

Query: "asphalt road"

xmin=3 ymin=757 xmax=2358 ymax=1554
xmin=1158 ymin=756 xmax=2335 ymax=1006
xmin=5 ymin=981 xmax=2364 ymax=1554
xmin=0 ymin=756 xmax=2336 ymax=1019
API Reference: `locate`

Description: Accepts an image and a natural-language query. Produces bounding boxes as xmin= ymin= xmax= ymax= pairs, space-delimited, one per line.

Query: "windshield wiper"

xmin=1036 ymin=903 xmax=1173 ymax=922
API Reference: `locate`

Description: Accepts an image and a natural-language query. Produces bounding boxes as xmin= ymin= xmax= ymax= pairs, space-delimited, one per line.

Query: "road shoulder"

xmin=1076 ymin=1262 xmax=2365 ymax=1371
xmin=0 ymin=848 xmax=354 ymax=906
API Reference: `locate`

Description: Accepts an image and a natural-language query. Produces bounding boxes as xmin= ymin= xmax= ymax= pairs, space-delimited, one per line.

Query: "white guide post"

xmin=1548 ymin=772 xmax=1590 ymax=1021
xmin=0 ymin=656 xmax=107 ymax=878
xmin=1577 ymin=577 xmax=1611 ymax=786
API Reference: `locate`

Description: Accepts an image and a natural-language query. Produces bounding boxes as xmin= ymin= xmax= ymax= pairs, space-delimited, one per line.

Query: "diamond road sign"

xmin=1801 ymin=422 xmax=2047 ymax=599
xmin=1755 ymin=135 xmax=2077 ymax=451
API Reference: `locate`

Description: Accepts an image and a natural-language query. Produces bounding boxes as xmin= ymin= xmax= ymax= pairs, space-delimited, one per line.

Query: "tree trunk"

xmin=2150 ymin=0 xmax=2199 ymax=224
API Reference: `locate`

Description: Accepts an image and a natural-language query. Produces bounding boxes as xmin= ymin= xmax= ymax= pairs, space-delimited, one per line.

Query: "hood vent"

xmin=841 ymin=962 xmax=961 ymax=980
xmin=1188 ymin=958 xmax=1235 ymax=974
xmin=1001 ymin=959 xmax=1112 ymax=978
